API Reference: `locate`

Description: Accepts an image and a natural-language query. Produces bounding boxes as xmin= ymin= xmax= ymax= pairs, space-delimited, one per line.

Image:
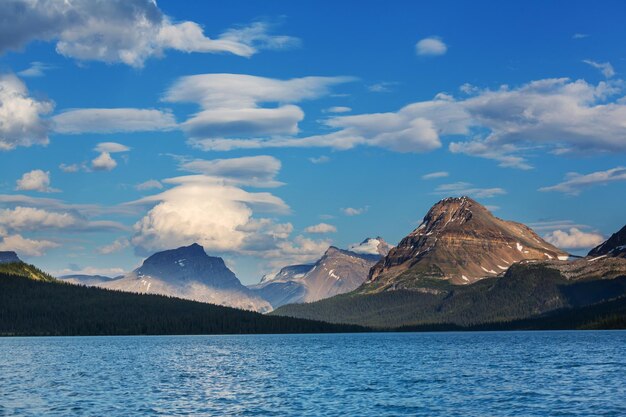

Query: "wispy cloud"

xmin=434 ymin=182 xmax=506 ymax=198
xmin=539 ymin=167 xmax=626 ymax=195
xmin=422 ymin=171 xmax=449 ymax=180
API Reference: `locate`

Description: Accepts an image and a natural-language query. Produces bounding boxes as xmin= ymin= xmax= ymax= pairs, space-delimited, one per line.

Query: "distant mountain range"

xmin=273 ymin=197 xmax=626 ymax=328
xmin=250 ymin=238 xmax=392 ymax=309
xmin=3 ymin=196 xmax=625 ymax=332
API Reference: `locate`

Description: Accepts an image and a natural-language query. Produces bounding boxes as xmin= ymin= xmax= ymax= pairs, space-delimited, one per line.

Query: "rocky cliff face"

xmin=365 ymin=197 xmax=568 ymax=291
xmin=588 ymin=224 xmax=626 ymax=258
xmin=100 ymin=243 xmax=271 ymax=312
xmin=251 ymin=238 xmax=391 ymax=308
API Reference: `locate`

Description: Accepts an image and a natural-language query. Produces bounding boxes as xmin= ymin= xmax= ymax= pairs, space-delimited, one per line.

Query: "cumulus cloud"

xmin=97 ymin=238 xmax=130 ymax=255
xmin=59 ymin=163 xmax=81 ymax=173
xmin=0 ymin=234 xmax=58 ymax=257
xmin=422 ymin=171 xmax=449 ymax=180
xmin=91 ymin=152 xmax=117 ymax=171
xmin=16 ymin=170 xmax=58 ymax=192
xmin=129 ymin=174 xmax=290 ymax=255
xmin=416 ymin=37 xmax=447 ymax=56
xmin=53 ymin=109 xmax=176 ymax=134
xmin=260 ymin=235 xmax=331 ymax=268
xmin=164 ymin=73 xmax=353 ymax=140
xmin=179 ymin=155 xmax=282 ymax=187
xmin=90 ymin=142 xmax=130 ymax=171
xmin=434 ymin=182 xmax=506 ymax=198
xmin=136 ymin=179 xmax=163 ymax=191
xmin=539 ymin=167 xmax=626 ymax=195
xmin=304 ymin=223 xmax=337 ymax=234
xmin=0 ymin=1 xmax=298 ymax=67
xmin=583 ymin=60 xmax=615 ymax=78
xmin=544 ymin=227 xmax=605 ymax=249
xmin=0 ymin=74 xmax=53 ymax=150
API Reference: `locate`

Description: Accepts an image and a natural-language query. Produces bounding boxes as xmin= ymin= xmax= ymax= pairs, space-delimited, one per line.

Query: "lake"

xmin=1 ymin=331 xmax=624 ymax=416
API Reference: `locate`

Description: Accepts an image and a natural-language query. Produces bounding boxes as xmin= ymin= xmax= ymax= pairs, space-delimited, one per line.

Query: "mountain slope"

xmin=0 ymin=272 xmax=364 ymax=336
xmin=251 ymin=238 xmax=392 ymax=308
xmin=273 ymin=257 xmax=626 ymax=328
xmin=588 ymin=224 xmax=626 ymax=258
xmin=100 ymin=243 xmax=271 ymax=312
xmin=365 ymin=197 xmax=567 ymax=290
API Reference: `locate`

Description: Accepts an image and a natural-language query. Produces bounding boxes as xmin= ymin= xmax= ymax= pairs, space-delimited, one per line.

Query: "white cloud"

xmin=97 ymin=238 xmax=130 ymax=255
xmin=0 ymin=234 xmax=58 ymax=257
xmin=52 ymin=109 xmax=176 ymax=134
xmin=583 ymin=60 xmax=615 ymax=78
xmin=309 ymin=156 xmax=330 ymax=164
xmin=91 ymin=152 xmax=117 ymax=171
xmin=539 ymin=167 xmax=626 ymax=195
xmin=261 ymin=235 xmax=331 ymax=268
xmin=528 ymin=220 xmax=592 ymax=232
xmin=0 ymin=1 xmax=298 ymax=67
xmin=95 ymin=142 xmax=130 ymax=153
xmin=17 ymin=61 xmax=54 ymax=78
xmin=544 ymin=227 xmax=604 ymax=249
xmin=422 ymin=171 xmax=449 ymax=180
xmin=129 ymin=175 xmax=290 ymax=255
xmin=324 ymin=106 xmax=351 ymax=113
xmin=342 ymin=207 xmax=367 ymax=216
xmin=304 ymin=223 xmax=337 ymax=234
xmin=367 ymin=82 xmax=398 ymax=93
xmin=0 ymin=74 xmax=53 ymax=150
xmin=179 ymin=155 xmax=282 ymax=187
xmin=136 ymin=180 xmax=163 ymax=191
xmin=573 ymin=33 xmax=589 ymax=39
xmin=434 ymin=182 xmax=506 ymax=198
xmin=165 ymin=73 xmax=353 ymax=140
xmin=54 ymin=266 xmax=126 ymax=277
xmin=16 ymin=170 xmax=58 ymax=192
xmin=416 ymin=37 xmax=447 ymax=56
xmin=449 ymin=78 xmax=626 ymax=167
xmin=0 ymin=206 xmax=128 ymax=233
xmin=59 ymin=163 xmax=81 ymax=173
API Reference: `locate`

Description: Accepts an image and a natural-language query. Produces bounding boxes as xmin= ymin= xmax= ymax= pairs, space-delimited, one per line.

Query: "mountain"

xmin=99 ymin=243 xmax=271 ymax=312
xmin=0 ymin=251 xmax=21 ymax=264
xmin=273 ymin=257 xmax=626 ymax=328
xmin=251 ymin=238 xmax=392 ymax=309
xmin=365 ymin=197 xmax=567 ymax=291
xmin=0 ymin=271 xmax=364 ymax=336
xmin=348 ymin=237 xmax=393 ymax=256
xmin=59 ymin=274 xmax=117 ymax=286
xmin=0 ymin=259 xmax=56 ymax=282
xmin=588 ymin=224 xmax=626 ymax=258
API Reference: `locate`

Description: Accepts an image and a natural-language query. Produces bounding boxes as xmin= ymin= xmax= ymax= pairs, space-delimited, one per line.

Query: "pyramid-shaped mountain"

xmin=365 ymin=197 xmax=567 ymax=291
xmin=100 ymin=243 xmax=271 ymax=312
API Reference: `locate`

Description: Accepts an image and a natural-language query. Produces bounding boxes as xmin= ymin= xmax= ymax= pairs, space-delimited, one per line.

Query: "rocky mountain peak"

xmin=588 ymin=224 xmax=626 ymax=258
xmin=365 ymin=197 xmax=568 ymax=290
xmin=137 ymin=243 xmax=237 ymax=289
xmin=0 ymin=251 xmax=21 ymax=264
xmin=348 ymin=237 xmax=393 ymax=256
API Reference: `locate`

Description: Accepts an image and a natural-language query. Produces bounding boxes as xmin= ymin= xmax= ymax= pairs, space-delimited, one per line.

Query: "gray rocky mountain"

xmin=251 ymin=238 xmax=392 ymax=309
xmin=99 ymin=243 xmax=271 ymax=312
xmin=0 ymin=251 xmax=21 ymax=264
xmin=588 ymin=224 xmax=626 ymax=259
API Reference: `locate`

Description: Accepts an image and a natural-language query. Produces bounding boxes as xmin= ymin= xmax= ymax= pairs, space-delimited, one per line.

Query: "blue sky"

xmin=0 ymin=0 xmax=625 ymax=283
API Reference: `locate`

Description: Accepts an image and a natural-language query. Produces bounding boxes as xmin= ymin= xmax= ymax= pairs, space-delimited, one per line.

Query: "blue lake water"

xmin=1 ymin=331 xmax=625 ymax=416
